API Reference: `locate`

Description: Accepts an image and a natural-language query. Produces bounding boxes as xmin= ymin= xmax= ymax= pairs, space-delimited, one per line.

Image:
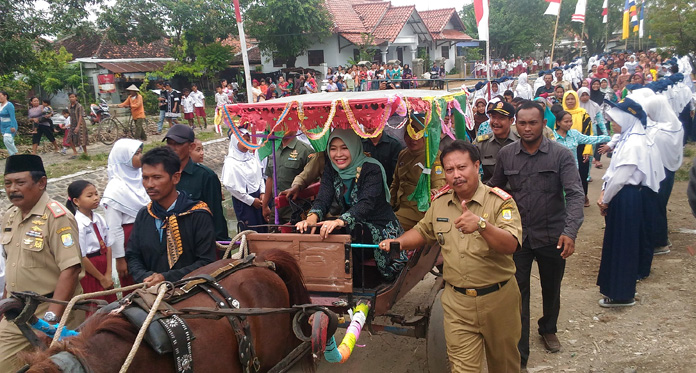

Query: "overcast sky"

xmin=390 ymin=0 xmax=472 ymax=12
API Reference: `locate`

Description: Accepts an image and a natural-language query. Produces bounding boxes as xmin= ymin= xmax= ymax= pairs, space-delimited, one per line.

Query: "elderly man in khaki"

xmin=390 ymin=115 xmax=446 ymax=230
xmin=0 ymin=154 xmax=84 ymax=371
xmin=379 ymin=140 xmax=522 ymax=372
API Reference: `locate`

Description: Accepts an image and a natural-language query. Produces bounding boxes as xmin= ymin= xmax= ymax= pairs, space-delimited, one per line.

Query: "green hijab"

xmin=534 ymin=97 xmax=556 ymax=130
xmin=328 ymin=128 xmax=391 ymax=203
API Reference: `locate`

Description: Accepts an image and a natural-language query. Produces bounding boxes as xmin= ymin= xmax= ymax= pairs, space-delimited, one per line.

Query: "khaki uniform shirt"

xmin=475 ymin=130 xmax=521 ymax=184
xmin=1 ymin=192 xmax=83 ymax=296
xmin=291 ymin=151 xmax=325 ymax=189
xmin=390 ymin=149 xmax=446 ymax=228
xmin=266 ymin=138 xmax=313 ymax=222
xmin=414 ymin=182 xmax=522 ymax=288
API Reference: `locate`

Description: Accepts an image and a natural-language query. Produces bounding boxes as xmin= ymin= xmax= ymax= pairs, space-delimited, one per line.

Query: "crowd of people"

xmin=0 ymin=49 xmax=693 ymax=372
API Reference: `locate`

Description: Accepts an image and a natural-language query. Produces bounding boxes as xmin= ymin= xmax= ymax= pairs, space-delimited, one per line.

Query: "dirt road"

xmin=316 ymin=159 xmax=696 ymax=373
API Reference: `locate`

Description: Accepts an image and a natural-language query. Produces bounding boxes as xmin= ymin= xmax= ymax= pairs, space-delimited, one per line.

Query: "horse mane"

xmin=20 ymin=313 xmax=137 ymax=371
xmin=256 ymin=249 xmax=311 ymax=306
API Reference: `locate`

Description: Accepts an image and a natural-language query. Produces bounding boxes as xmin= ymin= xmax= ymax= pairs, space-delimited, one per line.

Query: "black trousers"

xmin=577 ymin=147 xmax=589 ymax=195
xmin=514 ymin=240 xmax=566 ymax=366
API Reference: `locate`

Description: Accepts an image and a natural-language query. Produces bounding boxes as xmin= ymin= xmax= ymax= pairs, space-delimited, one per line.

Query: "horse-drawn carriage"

xmin=1 ymin=89 xmax=472 ymax=372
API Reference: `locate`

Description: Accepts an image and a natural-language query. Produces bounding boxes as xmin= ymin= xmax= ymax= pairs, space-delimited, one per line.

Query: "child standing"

xmin=66 ymin=180 xmax=116 ymax=308
xmin=58 ymin=109 xmax=71 ymax=155
xmin=182 ymin=89 xmax=195 ymax=129
xmin=191 ymin=138 xmax=204 ymax=164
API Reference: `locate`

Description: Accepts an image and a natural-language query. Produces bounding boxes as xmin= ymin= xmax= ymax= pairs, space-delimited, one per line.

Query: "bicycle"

xmin=96 ymin=104 xmax=156 ymax=145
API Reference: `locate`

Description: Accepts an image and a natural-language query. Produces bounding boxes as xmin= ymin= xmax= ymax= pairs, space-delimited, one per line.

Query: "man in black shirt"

xmin=534 ymin=73 xmax=555 ymax=98
xmin=362 ymin=132 xmax=404 ymax=187
xmin=156 ymin=81 xmax=169 ymax=134
xmin=165 ymin=125 xmax=229 ymax=240
xmin=488 ymin=101 xmax=584 ymax=369
xmin=126 ymin=147 xmax=216 ymax=286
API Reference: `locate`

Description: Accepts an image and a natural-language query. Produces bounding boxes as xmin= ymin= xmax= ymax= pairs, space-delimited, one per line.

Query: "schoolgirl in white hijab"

xmin=514 ymin=73 xmax=534 ymax=100
xmin=597 ymin=98 xmax=665 ymax=308
xmin=221 ymin=128 xmax=266 ymax=231
xmin=101 ymin=138 xmax=148 ymax=284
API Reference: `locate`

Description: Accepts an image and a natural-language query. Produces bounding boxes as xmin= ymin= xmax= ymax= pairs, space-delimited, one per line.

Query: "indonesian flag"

xmin=572 ymin=0 xmax=587 ymax=22
xmin=544 ymin=0 xmax=561 ymax=16
xmin=602 ymin=0 xmax=609 ymax=23
xmin=474 ymin=0 xmax=490 ymax=41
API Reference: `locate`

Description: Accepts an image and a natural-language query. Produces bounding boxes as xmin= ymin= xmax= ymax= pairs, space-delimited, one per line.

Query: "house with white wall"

xmin=259 ymin=0 xmax=472 ymax=74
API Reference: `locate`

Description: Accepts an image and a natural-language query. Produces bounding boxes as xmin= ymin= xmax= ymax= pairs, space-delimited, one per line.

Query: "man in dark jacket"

xmin=126 ymin=147 xmax=216 ymax=286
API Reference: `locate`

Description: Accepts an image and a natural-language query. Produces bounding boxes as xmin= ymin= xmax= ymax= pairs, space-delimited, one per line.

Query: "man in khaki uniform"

xmin=390 ymin=115 xmax=446 ymax=230
xmin=284 ymin=151 xmax=325 ymax=199
xmin=379 ymin=140 xmax=522 ymax=372
xmin=0 ymin=155 xmax=84 ymax=371
xmin=474 ymin=101 xmax=520 ymax=184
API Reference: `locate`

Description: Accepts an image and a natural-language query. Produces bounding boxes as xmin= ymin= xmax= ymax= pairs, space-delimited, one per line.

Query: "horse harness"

xmin=121 ymin=254 xmax=274 ymax=373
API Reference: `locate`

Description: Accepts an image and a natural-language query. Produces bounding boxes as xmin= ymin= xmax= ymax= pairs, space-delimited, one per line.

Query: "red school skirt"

xmin=80 ymin=251 xmax=118 ymax=306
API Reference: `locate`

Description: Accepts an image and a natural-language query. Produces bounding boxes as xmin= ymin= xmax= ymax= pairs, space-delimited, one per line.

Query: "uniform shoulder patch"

xmin=431 ymin=185 xmax=451 ymax=202
xmin=477 ymin=134 xmax=491 ymax=143
xmin=490 ymin=187 xmax=512 ymax=201
xmin=47 ymin=201 xmax=67 ymax=218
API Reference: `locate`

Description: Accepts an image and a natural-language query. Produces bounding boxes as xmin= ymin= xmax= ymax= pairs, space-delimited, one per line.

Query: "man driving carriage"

xmin=125 ymin=147 xmax=217 ymax=287
xmin=0 ymin=155 xmax=85 ymax=372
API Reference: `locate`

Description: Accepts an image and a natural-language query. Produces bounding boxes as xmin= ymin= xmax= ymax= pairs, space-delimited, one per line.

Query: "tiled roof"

xmin=372 ymin=5 xmax=415 ymax=42
xmin=352 ymin=2 xmax=390 ymax=31
xmin=339 ymin=32 xmax=386 ymax=46
xmin=54 ymin=34 xmax=171 ymax=59
xmin=433 ymin=29 xmax=473 ymax=41
xmin=325 ymin=0 xmax=366 ymax=33
xmin=221 ymin=36 xmax=262 ymax=64
xmin=419 ymin=8 xmax=457 ymax=33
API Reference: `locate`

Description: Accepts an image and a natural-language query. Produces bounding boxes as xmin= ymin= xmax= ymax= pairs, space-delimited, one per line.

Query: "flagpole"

xmin=233 ymin=0 xmax=253 ymax=104
xmin=604 ymin=18 xmax=609 ymax=52
xmin=550 ymin=0 xmax=562 ymax=65
xmin=486 ymin=40 xmax=491 ymax=84
xmin=579 ymin=22 xmax=585 ymax=58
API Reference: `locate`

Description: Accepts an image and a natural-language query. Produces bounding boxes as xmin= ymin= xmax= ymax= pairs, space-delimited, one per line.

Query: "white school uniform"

xmin=75 ymin=211 xmax=115 ymax=257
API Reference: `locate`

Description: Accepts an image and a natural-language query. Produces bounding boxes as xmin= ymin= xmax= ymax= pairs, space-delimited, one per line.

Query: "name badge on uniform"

xmin=436 ymin=217 xmax=449 ymax=222
xmin=26 ymin=230 xmax=42 ymax=238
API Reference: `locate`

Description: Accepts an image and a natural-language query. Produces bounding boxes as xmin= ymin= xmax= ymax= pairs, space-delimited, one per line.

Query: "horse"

xmin=19 ymin=249 xmax=313 ymax=373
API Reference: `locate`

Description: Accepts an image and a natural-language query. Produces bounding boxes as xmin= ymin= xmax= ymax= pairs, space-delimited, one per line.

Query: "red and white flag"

xmin=544 ymin=0 xmax=561 ymax=16
xmin=602 ymin=0 xmax=609 ymax=23
xmin=572 ymin=0 xmax=587 ymax=22
xmin=474 ymin=0 xmax=489 ymax=41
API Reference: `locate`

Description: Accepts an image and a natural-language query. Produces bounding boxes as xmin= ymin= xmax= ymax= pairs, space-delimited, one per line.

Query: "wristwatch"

xmin=476 ymin=217 xmax=487 ymax=232
xmin=44 ymin=311 xmax=58 ymax=323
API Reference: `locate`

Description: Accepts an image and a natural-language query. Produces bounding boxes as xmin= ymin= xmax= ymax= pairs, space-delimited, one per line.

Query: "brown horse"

xmin=20 ymin=249 xmax=313 ymax=373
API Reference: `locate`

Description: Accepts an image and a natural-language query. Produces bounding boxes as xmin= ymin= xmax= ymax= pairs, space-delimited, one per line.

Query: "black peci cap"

xmin=5 ymin=154 xmax=45 ymax=175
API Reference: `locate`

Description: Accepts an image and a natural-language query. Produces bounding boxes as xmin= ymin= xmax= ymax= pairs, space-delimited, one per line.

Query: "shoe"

xmin=653 ymin=246 xmax=670 ymax=255
xmin=541 ymin=333 xmax=561 ymax=353
xmin=598 ymin=298 xmax=635 ymax=308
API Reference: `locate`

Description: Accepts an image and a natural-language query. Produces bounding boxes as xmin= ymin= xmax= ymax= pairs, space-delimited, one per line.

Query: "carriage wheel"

xmin=427 ymin=289 xmax=450 ymax=373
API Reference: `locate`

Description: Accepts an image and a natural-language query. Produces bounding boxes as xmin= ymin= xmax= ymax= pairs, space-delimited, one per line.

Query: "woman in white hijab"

xmin=221 ymin=128 xmax=266 ymax=232
xmin=514 ymin=73 xmax=534 ymax=100
xmin=101 ymin=139 xmax=149 ymax=287
xmin=642 ymin=94 xmax=684 ymax=255
xmin=596 ymin=98 xmax=665 ymax=308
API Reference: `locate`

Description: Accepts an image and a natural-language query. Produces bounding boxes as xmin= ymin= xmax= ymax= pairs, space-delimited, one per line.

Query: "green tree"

xmin=244 ymin=0 xmax=333 ymax=67
xmin=347 ymin=34 xmax=378 ymax=66
xmin=0 ymin=0 xmax=98 ymax=74
xmin=27 ymin=47 xmax=85 ymax=99
xmin=558 ymin=0 xmax=626 ymax=57
xmin=649 ymin=0 xmax=696 ymax=55
xmin=461 ymin=0 xmax=552 ymax=58
xmin=99 ymin=0 xmax=238 ymax=62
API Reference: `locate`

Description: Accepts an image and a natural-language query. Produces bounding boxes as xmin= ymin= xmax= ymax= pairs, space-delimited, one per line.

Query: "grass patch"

xmin=684 ymin=147 xmax=695 ymax=159
xmin=196 ymin=131 xmax=221 ymax=142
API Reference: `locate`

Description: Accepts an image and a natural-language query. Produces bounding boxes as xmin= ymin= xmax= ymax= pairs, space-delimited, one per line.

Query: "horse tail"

xmin=257 ymin=249 xmax=310 ymax=306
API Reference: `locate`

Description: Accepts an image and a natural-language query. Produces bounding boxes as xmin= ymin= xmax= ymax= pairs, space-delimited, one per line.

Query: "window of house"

xmin=417 ymin=46 xmax=428 ymax=59
xmin=273 ymin=55 xmax=284 ymax=67
xmin=441 ymin=46 xmax=450 ymax=59
xmin=353 ymin=49 xmax=360 ymax=62
xmin=308 ymin=50 xmax=324 ymax=66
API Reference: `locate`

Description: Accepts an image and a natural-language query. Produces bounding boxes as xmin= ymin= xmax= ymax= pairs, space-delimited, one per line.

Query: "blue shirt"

xmin=0 ymin=102 xmax=18 ymax=136
xmin=554 ymin=129 xmax=611 ymax=167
